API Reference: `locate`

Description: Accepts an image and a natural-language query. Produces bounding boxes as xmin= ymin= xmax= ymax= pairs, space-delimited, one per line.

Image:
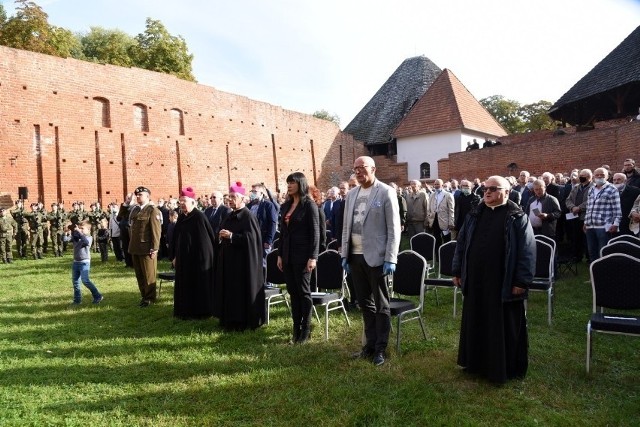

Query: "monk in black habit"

xmin=214 ymin=182 xmax=265 ymax=331
xmin=452 ymin=176 xmax=536 ymax=384
xmin=170 ymin=187 xmax=216 ymax=319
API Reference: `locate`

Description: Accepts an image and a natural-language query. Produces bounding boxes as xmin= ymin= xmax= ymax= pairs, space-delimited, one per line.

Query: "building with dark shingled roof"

xmin=343 ymin=56 xmax=441 ymax=156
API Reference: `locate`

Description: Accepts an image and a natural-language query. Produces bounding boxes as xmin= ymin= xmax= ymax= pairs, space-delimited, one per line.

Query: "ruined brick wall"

xmin=0 ymin=46 xmax=364 ymax=206
xmin=439 ymin=120 xmax=640 ymax=181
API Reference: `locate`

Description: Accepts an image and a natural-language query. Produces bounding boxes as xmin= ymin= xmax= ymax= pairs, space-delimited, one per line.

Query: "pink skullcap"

xmin=229 ymin=181 xmax=245 ymax=195
xmin=180 ymin=186 xmax=196 ymax=199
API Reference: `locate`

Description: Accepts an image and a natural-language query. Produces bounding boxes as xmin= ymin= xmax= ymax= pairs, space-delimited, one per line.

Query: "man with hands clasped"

xmin=341 ymin=156 xmax=401 ymax=366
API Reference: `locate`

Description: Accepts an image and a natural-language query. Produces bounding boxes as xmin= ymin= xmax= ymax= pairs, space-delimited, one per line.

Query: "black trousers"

xmin=283 ymin=261 xmax=313 ymax=332
xmin=349 ymin=254 xmax=391 ymax=354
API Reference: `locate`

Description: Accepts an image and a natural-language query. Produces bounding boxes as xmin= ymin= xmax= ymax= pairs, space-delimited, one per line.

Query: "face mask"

xmin=526 ymin=182 xmax=533 ymax=189
xmin=435 ymin=188 xmax=442 ymax=193
xmin=249 ymin=192 xmax=259 ymax=201
xmin=594 ymin=178 xmax=606 ymax=186
xmin=461 ymin=188 xmax=471 ymax=196
xmin=579 ymin=177 xmax=587 ymax=184
xmin=615 ymin=183 xmax=625 ymax=191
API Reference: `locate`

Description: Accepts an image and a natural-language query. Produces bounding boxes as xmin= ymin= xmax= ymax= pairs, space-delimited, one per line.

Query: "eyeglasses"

xmin=484 ymin=186 xmax=504 ymax=193
xmin=352 ymin=165 xmax=373 ymax=173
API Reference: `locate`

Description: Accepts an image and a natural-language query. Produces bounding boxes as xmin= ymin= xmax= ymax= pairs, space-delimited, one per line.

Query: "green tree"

xmin=78 ymin=26 xmax=136 ymax=67
xmin=0 ymin=3 xmax=7 ymax=25
xmin=129 ymin=18 xmax=195 ymax=81
xmin=0 ymin=0 xmax=80 ymax=57
xmin=313 ymin=109 xmax=340 ymax=126
xmin=519 ymin=100 xmax=555 ymax=131
xmin=480 ymin=95 xmax=525 ymax=134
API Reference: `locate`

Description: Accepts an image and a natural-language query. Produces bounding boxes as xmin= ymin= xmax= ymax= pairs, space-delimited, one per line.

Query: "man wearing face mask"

xmin=453 ymin=180 xmax=480 ymax=240
xmin=612 ymin=172 xmax=640 ymax=236
xmin=427 ymin=179 xmax=455 ymax=254
xmin=565 ymin=169 xmax=593 ymax=262
xmin=248 ymin=183 xmax=278 ymax=260
xmin=583 ymin=168 xmax=621 ymax=263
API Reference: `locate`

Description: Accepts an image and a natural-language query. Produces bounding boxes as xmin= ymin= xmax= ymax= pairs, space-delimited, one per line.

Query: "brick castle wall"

xmin=439 ymin=120 xmax=640 ymax=182
xmin=0 ymin=46 xmax=365 ymax=206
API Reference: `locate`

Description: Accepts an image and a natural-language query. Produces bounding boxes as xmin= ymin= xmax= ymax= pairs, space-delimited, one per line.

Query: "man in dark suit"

xmin=248 ymin=183 xmax=278 ymax=257
xmin=513 ymin=171 xmax=534 ymax=208
xmin=613 ymin=173 xmax=640 ymax=235
xmin=322 ymin=187 xmax=338 ymax=239
xmin=341 ymin=156 xmax=401 ymax=366
xmin=204 ymin=191 xmax=232 ymax=236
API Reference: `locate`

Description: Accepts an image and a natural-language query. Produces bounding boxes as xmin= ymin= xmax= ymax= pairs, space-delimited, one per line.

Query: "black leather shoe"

xmin=373 ymin=352 xmax=385 ymax=366
xmin=351 ymin=349 xmax=374 ymax=360
xmin=139 ymin=300 xmax=151 ymax=307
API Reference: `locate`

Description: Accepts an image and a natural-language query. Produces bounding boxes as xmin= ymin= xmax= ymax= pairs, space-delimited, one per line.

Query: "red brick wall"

xmin=0 ymin=46 xmax=364 ymax=206
xmin=439 ymin=120 xmax=640 ymax=181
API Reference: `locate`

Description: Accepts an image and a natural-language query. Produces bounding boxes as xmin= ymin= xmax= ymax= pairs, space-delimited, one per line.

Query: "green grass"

xmin=0 ymin=246 xmax=639 ymax=426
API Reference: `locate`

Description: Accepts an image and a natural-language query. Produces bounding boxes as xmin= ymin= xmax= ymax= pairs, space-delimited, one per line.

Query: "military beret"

xmin=134 ymin=186 xmax=151 ymax=195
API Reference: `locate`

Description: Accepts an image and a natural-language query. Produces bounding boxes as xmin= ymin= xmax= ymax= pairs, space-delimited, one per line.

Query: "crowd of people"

xmin=1 ymin=156 xmax=639 ymax=382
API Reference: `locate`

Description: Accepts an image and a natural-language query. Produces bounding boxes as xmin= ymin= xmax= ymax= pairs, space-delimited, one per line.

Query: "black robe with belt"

xmin=170 ymin=208 xmax=216 ymax=319
xmin=213 ymin=207 xmax=265 ymax=330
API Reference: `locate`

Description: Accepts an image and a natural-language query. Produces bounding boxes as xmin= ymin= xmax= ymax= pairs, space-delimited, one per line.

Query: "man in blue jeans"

xmin=584 ymin=167 xmax=621 ymax=263
xmin=70 ymin=220 xmax=103 ymax=305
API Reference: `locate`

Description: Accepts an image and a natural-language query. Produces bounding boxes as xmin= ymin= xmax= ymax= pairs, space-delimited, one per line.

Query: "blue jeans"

xmin=585 ymin=228 xmax=610 ymax=263
xmin=72 ymin=261 xmax=101 ymax=303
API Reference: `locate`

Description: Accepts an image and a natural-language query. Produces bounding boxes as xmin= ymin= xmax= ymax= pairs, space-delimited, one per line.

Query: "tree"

xmin=78 ymin=27 xmax=136 ymax=67
xmin=0 ymin=3 xmax=7 ymax=25
xmin=0 ymin=0 xmax=80 ymax=58
xmin=480 ymin=95 xmax=525 ymax=134
xmin=313 ymin=109 xmax=340 ymax=126
xmin=0 ymin=0 xmax=58 ymax=55
xmin=129 ymin=18 xmax=195 ymax=81
xmin=519 ymin=100 xmax=555 ymax=131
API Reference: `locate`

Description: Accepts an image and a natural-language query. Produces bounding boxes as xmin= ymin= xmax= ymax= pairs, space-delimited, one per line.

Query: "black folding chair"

xmin=389 ymin=250 xmax=428 ymax=354
xmin=311 ymin=250 xmax=351 ymax=340
xmin=424 ymin=240 xmax=460 ymax=317
xmin=264 ymin=249 xmax=290 ymax=324
xmin=600 ymin=241 xmax=640 ymax=258
xmin=586 ymin=253 xmax=640 ymax=373
xmin=527 ymin=240 xmax=555 ymax=325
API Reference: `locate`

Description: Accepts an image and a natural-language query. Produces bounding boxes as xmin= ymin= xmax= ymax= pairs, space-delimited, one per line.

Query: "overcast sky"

xmin=3 ymin=0 xmax=640 ymax=127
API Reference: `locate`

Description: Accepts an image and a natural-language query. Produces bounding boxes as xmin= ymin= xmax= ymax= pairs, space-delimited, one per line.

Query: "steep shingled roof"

xmin=344 ymin=56 xmax=441 ymax=145
xmin=394 ymin=69 xmax=506 ymax=138
xmin=549 ymin=25 xmax=640 ymax=124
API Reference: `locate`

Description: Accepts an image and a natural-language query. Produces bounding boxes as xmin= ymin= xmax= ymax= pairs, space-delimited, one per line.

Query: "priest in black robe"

xmin=170 ymin=187 xmax=216 ymax=319
xmin=214 ymin=182 xmax=265 ymax=331
xmin=452 ymin=175 xmax=536 ymax=383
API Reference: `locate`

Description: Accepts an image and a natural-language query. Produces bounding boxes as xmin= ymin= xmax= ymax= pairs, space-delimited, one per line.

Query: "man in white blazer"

xmin=427 ymin=179 xmax=455 ymax=254
xmin=341 ymin=156 xmax=401 ymax=366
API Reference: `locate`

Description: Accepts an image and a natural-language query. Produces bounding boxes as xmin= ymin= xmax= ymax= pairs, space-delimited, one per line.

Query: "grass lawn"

xmin=0 ymin=246 xmax=639 ymax=426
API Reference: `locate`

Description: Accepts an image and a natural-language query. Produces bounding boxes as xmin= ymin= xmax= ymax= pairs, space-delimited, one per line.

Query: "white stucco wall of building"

xmin=397 ymin=130 xmax=498 ymax=180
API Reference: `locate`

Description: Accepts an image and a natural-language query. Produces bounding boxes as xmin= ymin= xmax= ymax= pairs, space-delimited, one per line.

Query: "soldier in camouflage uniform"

xmin=48 ymin=202 xmax=67 ymax=257
xmin=68 ymin=202 xmax=87 ymax=225
xmin=0 ymin=207 xmax=17 ymax=263
xmin=88 ymin=202 xmax=106 ymax=253
xmin=38 ymin=202 xmax=50 ymax=253
xmin=11 ymin=200 xmax=30 ymax=258
xmin=24 ymin=203 xmax=46 ymax=259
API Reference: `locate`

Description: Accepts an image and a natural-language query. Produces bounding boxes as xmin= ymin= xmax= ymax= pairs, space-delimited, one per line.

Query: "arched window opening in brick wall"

xmin=93 ymin=97 xmax=111 ymax=128
xmin=133 ymin=103 xmax=149 ymax=132
xmin=420 ymin=162 xmax=431 ymax=179
xmin=170 ymin=108 xmax=185 ymax=135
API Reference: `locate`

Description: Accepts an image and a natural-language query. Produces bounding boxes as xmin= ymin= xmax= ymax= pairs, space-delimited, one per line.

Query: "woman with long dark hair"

xmin=276 ymin=172 xmax=320 ymax=343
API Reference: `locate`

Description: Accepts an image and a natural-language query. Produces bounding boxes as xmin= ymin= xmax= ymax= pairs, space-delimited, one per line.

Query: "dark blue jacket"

xmin=452 ymin=200 xmax=536 ymax=302
xmin=254 ymin=200 xmax=278 ymax=246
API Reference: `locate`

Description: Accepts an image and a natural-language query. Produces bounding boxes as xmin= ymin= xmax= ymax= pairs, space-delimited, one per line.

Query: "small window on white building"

xmin=420 ymin=162 xmax=431 ymax=179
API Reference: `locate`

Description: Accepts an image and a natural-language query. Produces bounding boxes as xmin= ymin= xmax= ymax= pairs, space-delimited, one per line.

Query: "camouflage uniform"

xmin=24 ymin=205 xmax=46 ymax=259
xmin=88 ymin=205 xmax=106 ymax=252
xmin=48 ymin=204 xmax=67 ymax=257
xmin=11 ymin=204 xmax=30 ymax=258
xmin=0 ymin=208 xmax=17 ymax=263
